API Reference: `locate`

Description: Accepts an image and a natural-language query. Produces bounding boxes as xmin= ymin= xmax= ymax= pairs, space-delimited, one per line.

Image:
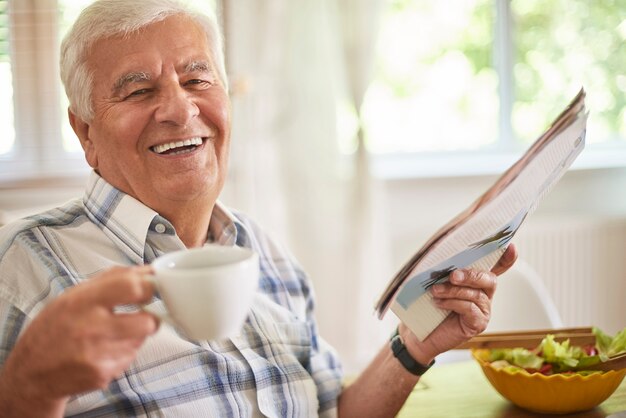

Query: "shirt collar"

xmin=82 ymin=171 xmax=247 ymax=263
xmin=208 ymin=201 xmax=240 ymax=246
xmin=83 ymin=171 xmax=158 ymax=264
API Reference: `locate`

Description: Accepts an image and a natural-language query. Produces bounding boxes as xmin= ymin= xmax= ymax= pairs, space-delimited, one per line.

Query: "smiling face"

xmin=70 ymin=14 xmax=231 ymax=216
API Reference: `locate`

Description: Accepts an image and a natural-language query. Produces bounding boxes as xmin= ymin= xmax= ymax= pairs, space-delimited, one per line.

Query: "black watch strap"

xmin=390 ymin=326 xmax=435 ymax=376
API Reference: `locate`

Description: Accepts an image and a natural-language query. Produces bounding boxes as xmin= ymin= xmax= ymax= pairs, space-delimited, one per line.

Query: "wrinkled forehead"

xmin=87 ymin=15 xmax=216 ymax=88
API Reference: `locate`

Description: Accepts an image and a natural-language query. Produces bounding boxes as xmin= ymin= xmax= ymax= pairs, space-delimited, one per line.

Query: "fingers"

xmin=491 ymin=244 xmax=518 ymax=276
xmin=432 ymin=285 xmax=488 ymax=306
xmin=78 ymin=266 xmax=159 ymax=337
xmin=429 ymin=244 xmax=515 ymax=303
xmin=58 ymin=265 xmax=158 ymax=339
xmin=431 ymin=286 xmax=491 ymax=336
xmin=440 ymin=299 xmax=489 ymax=336
xmin=430 ymin=268 xmax=497 ymax=335
xmin=108 ymin=311 xmax=159 ymax=339
xmin=449 ymin=268 xmax=497 ymax=298
xmin=80 ymin=265 xmax=155 ymax=309
xmin=423 ymin=248 xmax=519 ymax=350
xmin=432 ymin=281 xmax=492 ymax=316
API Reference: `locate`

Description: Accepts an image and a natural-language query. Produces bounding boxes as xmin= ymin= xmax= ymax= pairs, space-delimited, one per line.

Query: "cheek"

xmin=95 ymin=108 xmax=148 ymax=149
xmin=202 ymin=92 xmax=231 ymax=134
xmin=217 ymin=99 xmax=231 ymax=129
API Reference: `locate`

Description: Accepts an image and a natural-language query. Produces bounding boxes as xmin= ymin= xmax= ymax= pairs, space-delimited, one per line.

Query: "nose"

xmin=154 ymin=85 xmax=199 ymax=126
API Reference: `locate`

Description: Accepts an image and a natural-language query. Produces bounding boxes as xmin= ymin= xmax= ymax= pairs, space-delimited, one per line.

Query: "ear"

xmin=68 ymin=109 xmax=98 ymax=169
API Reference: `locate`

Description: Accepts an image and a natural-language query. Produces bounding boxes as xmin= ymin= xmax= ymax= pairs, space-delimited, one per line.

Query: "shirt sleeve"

xmin=0 ymin=299 xmax=28 ymax=366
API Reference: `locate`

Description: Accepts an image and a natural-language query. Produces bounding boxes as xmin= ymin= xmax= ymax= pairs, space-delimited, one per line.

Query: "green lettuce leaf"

xmin=487 ymin=325 xmax=626 ymax=374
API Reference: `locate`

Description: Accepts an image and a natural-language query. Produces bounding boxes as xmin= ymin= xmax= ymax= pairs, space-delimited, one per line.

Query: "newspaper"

xmin=374 ymin=89 xmax=588 ymax=341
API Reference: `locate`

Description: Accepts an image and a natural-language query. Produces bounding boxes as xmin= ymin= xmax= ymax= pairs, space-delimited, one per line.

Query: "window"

xmin=358 ymin=0 xmax=626 ymax=177
xmin=0 ymin=0 xmax=88 ymax=182
xmin=511 ymin=0 xmax=625 ymax=146
xmin=364 ymin=0 xmax=498 ymax=154
xmin=1 ymin=1 xmax=622 ymax=181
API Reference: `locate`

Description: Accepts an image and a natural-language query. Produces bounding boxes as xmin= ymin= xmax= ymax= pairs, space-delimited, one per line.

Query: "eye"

xmin=184 ymin=79 xmax=212 ymax=88
xmin=125 ymin=88 xmax=151 ymax=99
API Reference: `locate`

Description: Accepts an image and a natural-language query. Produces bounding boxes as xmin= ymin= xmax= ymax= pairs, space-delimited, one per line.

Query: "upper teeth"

xmin=152 ymin=137 xmax=203 ymax=154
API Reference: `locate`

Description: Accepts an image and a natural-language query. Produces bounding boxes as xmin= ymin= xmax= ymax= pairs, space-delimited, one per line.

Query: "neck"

xmin=161 ymin=201 xmax=215 ymax=248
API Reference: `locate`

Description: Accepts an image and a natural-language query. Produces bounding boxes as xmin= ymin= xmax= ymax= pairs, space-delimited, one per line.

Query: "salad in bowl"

xmin=486 ymin=326 xmax=626 ymax=375
xmin=472 ymin=326 xmax=626 ymax=414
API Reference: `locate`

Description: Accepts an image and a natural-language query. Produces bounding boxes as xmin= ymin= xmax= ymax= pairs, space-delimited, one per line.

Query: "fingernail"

xmin=432 ymin=284 xmax=444 ymax=294
xmin=451 ymin=270 xmax=464 ymax=282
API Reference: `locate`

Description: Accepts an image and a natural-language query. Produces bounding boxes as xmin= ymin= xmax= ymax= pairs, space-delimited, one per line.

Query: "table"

xmin=397 ymin=360 xmax=626 ymax=418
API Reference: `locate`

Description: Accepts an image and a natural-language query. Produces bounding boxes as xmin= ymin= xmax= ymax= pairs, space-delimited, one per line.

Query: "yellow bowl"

xmin=472 ymin=349 xmax=626 ymax=414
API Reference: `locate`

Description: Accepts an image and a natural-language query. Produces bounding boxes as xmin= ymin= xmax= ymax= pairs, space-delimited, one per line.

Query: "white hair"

xmin=60 ymin=0 xmax=227 ymax=122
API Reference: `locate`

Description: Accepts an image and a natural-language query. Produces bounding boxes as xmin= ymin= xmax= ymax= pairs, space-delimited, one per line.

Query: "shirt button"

xmin=155 ymin=223 xmax=166 ymax=233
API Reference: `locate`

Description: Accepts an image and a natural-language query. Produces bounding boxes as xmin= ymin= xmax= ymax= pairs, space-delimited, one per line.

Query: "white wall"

xmin=385 ymin=167 xmax=626 ymax=266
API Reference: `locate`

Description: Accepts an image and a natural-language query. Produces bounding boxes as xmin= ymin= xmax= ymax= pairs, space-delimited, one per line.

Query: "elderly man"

xmin=0 ymin=0 xmax=516 ymax=417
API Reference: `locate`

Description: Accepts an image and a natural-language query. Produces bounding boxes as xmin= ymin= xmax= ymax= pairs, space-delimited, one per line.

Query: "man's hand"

xmin=400 ymin=244 xmax=518 ymax=365
xmin=0 ymin=265 xmax=158 ymax=417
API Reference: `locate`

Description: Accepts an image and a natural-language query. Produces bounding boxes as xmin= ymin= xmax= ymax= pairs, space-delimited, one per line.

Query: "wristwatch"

xmin=390 ymin=326 xmax=435 ymax=376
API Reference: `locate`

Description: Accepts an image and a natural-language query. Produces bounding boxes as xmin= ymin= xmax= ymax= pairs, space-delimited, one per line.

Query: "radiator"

xmin=513 ymin=216 xmax=626 ymax=335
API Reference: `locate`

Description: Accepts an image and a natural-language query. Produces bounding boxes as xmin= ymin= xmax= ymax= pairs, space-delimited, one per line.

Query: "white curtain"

xmin=221 ymin=0 xmax=392 ymax=375
xmin=334 ymin=0 xmax=395 ymax=371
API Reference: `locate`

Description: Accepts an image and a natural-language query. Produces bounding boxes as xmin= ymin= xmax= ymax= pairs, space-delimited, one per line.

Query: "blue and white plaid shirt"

xmin=0 ymin=172 xmax=343 ymax=417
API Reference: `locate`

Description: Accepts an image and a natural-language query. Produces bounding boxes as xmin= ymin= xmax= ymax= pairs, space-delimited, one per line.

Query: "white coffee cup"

xmin=148 ymin=245 xmax=259 ymax=341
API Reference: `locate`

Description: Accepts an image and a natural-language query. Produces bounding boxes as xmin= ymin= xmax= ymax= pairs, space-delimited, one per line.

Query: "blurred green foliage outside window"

xmin=357 ymin=0 xmax=625 ymax=155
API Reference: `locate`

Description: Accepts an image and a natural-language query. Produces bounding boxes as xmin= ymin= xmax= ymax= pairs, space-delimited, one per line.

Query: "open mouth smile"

xmin=151 ymin=137 xmax=205 ymax=156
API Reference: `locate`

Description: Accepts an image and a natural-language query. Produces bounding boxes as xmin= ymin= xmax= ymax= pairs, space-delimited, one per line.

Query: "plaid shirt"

xmin=0 ymin=172 xmax=343 ymax=417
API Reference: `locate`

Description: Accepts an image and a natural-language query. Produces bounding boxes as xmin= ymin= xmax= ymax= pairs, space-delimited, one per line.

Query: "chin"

xmin=165 ymin=174 xmax=223 ymax=202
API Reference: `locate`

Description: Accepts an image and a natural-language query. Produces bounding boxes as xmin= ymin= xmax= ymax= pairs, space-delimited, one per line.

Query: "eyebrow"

xmin=184 ymin=60 xmax=211 ymax=74
xmin=111 ymin=71 xmax=151 ymax=96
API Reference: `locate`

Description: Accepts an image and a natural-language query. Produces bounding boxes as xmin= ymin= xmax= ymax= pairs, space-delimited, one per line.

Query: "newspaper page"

xmin=375 ymin=89 xmax=587 ymax=341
